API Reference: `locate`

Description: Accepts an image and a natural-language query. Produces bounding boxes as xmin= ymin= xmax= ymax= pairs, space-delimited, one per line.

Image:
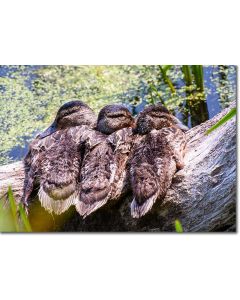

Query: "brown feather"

xmin=130 ymin=104 xmax=187 ymax=218
xmin=21 ymin=100 xmax=97 ymax=214
xmin=22 ymin=126 xmax=91 ymax=214
xmin=76 ymin=132 xmax=115 ymax=218
xmin=76 ymin=105 xmax=134 ymax=218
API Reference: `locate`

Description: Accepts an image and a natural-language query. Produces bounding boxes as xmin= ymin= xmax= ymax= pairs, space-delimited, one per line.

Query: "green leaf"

xmin=159 ymin=65 xmax=176 ymax=94
xmin=191 ymin=65 xmax=204 ymax=92
xmin=0 ymin=197 xmax=16 ymax=232
xmin=182 ymin=65 xmax=192 ymax=86
xmin=206 ymin=107 xmax=236 ymax=134
xmin=175 ymin=219 xmax=183 ymax=233
xmin=162 ymin=65 xmax=172 ymax=73
xmin=8 ymin=186 xmax=19 ymax=232
xmin=18 ymin=203 xmax=32 ymax=232
xmin=148 ymin=83 xmax=165 ymax=104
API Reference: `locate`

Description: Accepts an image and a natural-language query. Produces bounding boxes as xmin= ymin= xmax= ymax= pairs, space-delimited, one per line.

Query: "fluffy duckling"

xmin=22 ymin=100 xmax=97 ymax=215
xmin=129 ymin=103 xmax=188 ymax=218
xmin=76 ymin=104 xmax=135 ymax=218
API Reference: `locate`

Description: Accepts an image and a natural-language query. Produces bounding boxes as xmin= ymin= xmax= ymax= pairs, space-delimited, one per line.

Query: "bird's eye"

xmin=60 ymin=108 xmax=79 ymax=118
xmin=108 ymin=114 xmax=125 ymax=118
xmin=154 ymin=114 xmax=167 ymax=119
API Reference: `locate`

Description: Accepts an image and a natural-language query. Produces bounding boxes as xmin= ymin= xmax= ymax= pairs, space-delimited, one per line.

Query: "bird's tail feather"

xmin=131 ymin=193 xmax=158 ymax=218
xmin=76 ymin=197 xmax=110 ymax=219
xmin=38 ymin=186 xmax=78 ymax=215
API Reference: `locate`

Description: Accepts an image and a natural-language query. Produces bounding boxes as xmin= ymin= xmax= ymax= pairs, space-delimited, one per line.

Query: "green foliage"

xmin=18 ymin=203 xmax=32 ymax=232
xmin=0 ymin=198 xmax=16 ymax=231
xmin=182 ymin=65 xmax=192 ymax=86
xmin=0 ymin=65 xmax=143 ymax=164
xmin=0 ymin=65 xmax=237 ymax=164
xmin=0 ymin=186 xmax=32 ymax=232
xmin=7 ymin=186 xmax=19 ymax=231
xmin=181 ymin=65 xmax=204 ymax=91
xmin=175 ymin=219 xmax=183 ymax=233
xmin=206 ymin=107 xmax=236 ymax=134
xmin=159 ymin=65 xmax=176 ymax=93
xmin=209 ymin=65 xmax=236 ymax=108
xmin=191 ymin=65 xmax=204 ymax=91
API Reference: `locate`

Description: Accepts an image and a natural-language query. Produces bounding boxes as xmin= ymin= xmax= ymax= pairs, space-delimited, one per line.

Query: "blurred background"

xmin=0 ymin=65 xmax=237 ymax=165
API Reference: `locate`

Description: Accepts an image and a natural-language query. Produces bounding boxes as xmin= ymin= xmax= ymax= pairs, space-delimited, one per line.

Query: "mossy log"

xmin=0 ymin=104 xmax=236 ymax=232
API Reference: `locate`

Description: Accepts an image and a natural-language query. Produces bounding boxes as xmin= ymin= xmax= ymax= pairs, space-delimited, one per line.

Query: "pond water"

xmin=0 ymin=65 xmax=237 ymax=165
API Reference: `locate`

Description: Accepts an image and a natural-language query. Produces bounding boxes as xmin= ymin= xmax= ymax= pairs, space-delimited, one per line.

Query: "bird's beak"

xmin=38 ymin=121 xmax=57 ymax=139
xmin=172 ymin=116 xmax=189 ymax=132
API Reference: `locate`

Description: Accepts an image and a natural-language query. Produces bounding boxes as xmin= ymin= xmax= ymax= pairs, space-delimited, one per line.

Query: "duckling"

xmin=129 ymin=103 xmax=188 ymax=218
xmin=37 ymin=100 xmax=97 ymax=138
xmin=96 ymin=104 xmax=134 ymax=134
xmin=22 ymin=100 xmax=97 ymax=215
xmin=76 ymin=104 xmax=135 ymax=218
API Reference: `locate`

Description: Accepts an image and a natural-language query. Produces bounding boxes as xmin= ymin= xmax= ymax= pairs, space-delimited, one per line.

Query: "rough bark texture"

xmin=0 ymin=104 xmax=236 ymax=232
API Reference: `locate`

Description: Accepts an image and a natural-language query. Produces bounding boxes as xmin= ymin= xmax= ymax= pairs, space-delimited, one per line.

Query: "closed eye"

xmin=60 ymin=108 xmax=79 ymax=118
xmin=108 ymin=114 xmax=125 ymax=118
xmin=151 ymin=114 xmax=168 ymax=119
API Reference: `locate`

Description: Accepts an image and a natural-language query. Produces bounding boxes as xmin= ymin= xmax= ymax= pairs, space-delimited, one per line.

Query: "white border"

xmin=0 ymin=1 xmax=239 ymax=300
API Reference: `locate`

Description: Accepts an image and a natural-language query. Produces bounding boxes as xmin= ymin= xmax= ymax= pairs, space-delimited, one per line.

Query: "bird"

xmin=96 ymin=104 xmax=135 ymax=134
xmin=76 ymin=104 xmax=135 ymax=218
xmin=21 ymin=100 xmax=97 ymax=215
xmin=129 ymin=103 xmax=188 ymax=218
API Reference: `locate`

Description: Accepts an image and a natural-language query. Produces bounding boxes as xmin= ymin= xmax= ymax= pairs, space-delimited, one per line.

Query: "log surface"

xmin=0 ymin=104 xmax=236 ymax=232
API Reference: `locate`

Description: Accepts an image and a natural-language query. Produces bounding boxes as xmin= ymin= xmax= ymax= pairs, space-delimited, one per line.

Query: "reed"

xmin=0 ymin=186 xmax=32 ymax=232
xmin=182 ymin=65 xmax=204 ymax=91
xmin=206 ymin=107 xmax=236 ymax=134
xmin=159 ymin=65 xmax=176 ymax=93
xmin=182 ymin=65 xmax=192 ymax=86
xmin=191 ymin=65 xmax=204 ymax=91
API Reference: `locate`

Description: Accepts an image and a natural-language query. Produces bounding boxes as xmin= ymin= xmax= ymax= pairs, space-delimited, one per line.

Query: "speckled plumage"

xmin=107 ymin=127 xmax=134 ymax=200
xmin=129 ymin=103 xmax=187 ymax=218
xmin=21 ymin=100 xmax=97 ymax=214
xmin=22 ymin=100 xmax=187 ymax=220
xmin=76 ymin=104 xmax=134 ymax=218
xmin=96 ymin=104 xmax=134 ymax=134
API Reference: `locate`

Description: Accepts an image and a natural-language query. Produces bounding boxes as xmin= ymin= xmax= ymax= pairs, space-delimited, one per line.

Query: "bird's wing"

xmin=107 ymin=127 xmax=134 ymax=199
xmin=22 ymin=125 xmax=92 ymax=212
xmin=76 ymin=132 xmax=115 ymax=218
xmin=130 ymin=129 xmax=179 ymax=218
xmin=76 ymin=127 xmax=135 ymax=218
xmin=37 ymin=126 xmax=97 ymax=214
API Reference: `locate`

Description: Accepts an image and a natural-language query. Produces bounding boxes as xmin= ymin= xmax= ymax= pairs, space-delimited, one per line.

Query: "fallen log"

xmin=0 ymin=104 xmax=236 ymax=232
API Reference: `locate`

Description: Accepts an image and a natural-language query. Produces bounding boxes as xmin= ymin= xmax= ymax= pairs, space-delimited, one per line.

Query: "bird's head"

xmin=96 ymin=104 xmax=134 ymax=135
xmin=38 ymin=100 xmax=97 ymax=138
xmin=135 ymin=103 xmax=188 ymax=135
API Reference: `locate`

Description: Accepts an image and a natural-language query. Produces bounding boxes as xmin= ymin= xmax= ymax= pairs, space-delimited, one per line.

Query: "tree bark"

xmin=0 ymin=104 xmax=236 ymax=232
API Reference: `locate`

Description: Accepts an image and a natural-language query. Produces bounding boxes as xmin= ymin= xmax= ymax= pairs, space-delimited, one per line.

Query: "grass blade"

xmin=162 ymin=65 xmax=172 ymax=73
xmin=0 ymin=197 xmax=16 ymax=232
xmin=175 ymin=219 xmax=183 ymax=233
xmin=8 ymin=186 xmax=19 ymax=232
xmin=148 ymin=82 xmax=165 ymax=104
xmin=159 ymin=65 xmax=176 ymax=93
xmin=191 ymin=65 xmax=204 ymax=91
xmin=206 ymin=107 xmax=236 ymax=134
xmin=18 ymin=203 xmax=32 ymax=232
xmin=182 ymin=65 xmax=192 ymax=86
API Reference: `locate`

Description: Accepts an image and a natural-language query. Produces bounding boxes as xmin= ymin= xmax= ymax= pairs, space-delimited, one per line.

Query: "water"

xmin=128 ymin=65 xmax=236 ymax=123
xmin=0 ymin=65 xmax=237 ymax=164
